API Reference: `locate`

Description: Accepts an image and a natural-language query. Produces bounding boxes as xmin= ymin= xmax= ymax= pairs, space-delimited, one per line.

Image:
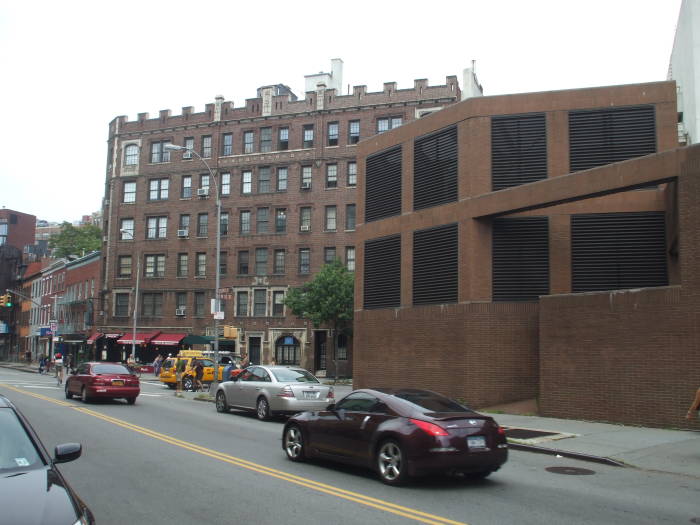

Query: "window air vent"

xmin=363 ymin=235 xmax=401 ymax=309
xmin=365 ymin=145 xmax=402 ymax=222
xmin=413 ymin=126 xmax=458 ymax=210
xmin=413 ymin=223 xmax=458 ymax=305
xmin=491 ymin=113 xmax=547 ymax=190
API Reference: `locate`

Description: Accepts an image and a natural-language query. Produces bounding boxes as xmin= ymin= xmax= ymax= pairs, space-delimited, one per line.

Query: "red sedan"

xmin=65 ymin=362 xmax=140 ymax=404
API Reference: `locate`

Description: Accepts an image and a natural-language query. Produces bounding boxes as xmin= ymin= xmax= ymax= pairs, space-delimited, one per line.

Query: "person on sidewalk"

xmin=54 ymin=352 xmax=63 ymax=386
xmin=175 ymin=357 xmax=185 ymax=395
xmin=686 ymin=388 xmax=700 ymax=419
xmin=38 ymin=355 xmax=46 ymax=375
xmin=193 ymin=360 xmax=204 ymax=392
xmin=153 ymin=355 xmax=162 ymax=377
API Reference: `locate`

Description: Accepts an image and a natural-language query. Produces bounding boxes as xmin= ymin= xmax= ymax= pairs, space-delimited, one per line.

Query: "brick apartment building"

xmin=353 ymin=80 xmax=700 ymax=429
xmin=99 ymin=60 xmax=465 ymax=375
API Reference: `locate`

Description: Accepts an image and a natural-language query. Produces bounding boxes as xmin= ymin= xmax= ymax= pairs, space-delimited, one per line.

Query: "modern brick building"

xmin=354 ymin=80 xmax=700 ymax=429
xmin=100 ymin=60 xmax=463 ymax=375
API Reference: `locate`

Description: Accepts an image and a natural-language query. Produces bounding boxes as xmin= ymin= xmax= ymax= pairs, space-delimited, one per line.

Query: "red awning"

xmin=116 ymin=331 xmax=161 ymax=345
xmin=86 ymin=332 xmax=104 ymax=345
xmin=150 ymin=333 xmax=187 ymax=346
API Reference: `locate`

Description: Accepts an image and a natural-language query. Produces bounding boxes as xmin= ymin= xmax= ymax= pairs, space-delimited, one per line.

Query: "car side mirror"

xmin=54 ymin=443 xmax=82 ymax=464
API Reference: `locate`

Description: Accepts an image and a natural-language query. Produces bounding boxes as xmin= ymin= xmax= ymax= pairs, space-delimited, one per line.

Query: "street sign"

xmin=50 ymin=322 xmax=58 ymax=333
xmin=214 ymin=311 xmax=224 ymax=320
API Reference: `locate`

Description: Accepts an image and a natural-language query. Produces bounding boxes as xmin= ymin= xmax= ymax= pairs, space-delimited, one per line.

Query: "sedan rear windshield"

xmin=271 ymin=369 xmax=320 ymax=383
xmin=391 ymin=391 xmax=470 ymax=413
xmin=0 ymin=410 xmax=44 ymax=472
xmin=92 ymin=364 xmax=131 ymax=375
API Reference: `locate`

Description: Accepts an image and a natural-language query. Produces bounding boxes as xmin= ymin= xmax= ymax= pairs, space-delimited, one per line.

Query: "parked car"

xmin=0 ymin=394 xmax=94 ymax=524
xmin=159 ymin=350 xmax=225 ymax=391
xmin=65 ymin=362 xmax=140 ymax=404
xmin=215 ymin=366 xmax=334 ymax=421
xmin=282 ymin=388 xmax=508 ymax=485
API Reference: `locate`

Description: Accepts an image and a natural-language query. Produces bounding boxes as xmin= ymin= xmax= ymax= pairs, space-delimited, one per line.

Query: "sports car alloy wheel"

xmin=256 ymin=397 xmax=270 ymax=421
xmin=216 ymin=391 xmax=228 ymax=413
xmin=284 ymin=425 xmax=305 ymax=461
xmin=377 ymin=440 xmax=408 ymax=485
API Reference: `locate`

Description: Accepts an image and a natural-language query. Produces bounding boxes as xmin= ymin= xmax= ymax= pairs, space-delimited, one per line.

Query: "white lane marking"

xmin=138 ymin=393 xmax=163 ymax=397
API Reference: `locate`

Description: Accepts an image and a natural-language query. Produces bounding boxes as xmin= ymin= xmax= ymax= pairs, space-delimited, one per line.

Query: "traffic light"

xmin=223 ymin=326 xmax=238 ymax=339
xmin=0 ymin=294 xmax=10 ymax=307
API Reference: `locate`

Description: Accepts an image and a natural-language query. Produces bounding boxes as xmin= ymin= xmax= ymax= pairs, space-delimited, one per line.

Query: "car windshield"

xmin=92 ymin=364 xmax=131 ymax=375
xmin=391 ymin=391 xmax=470 ymax=413
xmin=0 ymin=410 xmax=44 ymax=473
xmin=271 ymin=368 xmax=320 ymax=383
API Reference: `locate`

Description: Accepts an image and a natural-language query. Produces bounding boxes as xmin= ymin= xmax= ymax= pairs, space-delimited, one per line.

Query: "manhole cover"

xmin=505 ymin=428 xmax=558 ymax=440
xmin=546 ymin=466 xmax=596 ymax=475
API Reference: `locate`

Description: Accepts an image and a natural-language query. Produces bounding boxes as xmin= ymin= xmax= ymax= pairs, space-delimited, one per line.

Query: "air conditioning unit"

xmin=177 ymin=229 xmax=189 ymax=238
xmin=197 ymin=188 xmax=209 ymax=197
xmin=175 ymin=307 xmax=186 ymax=316
xmin=301 ymin=182 xmax=311 ymax=190
xmin=300 ymin=224 xmax=310 ymax=231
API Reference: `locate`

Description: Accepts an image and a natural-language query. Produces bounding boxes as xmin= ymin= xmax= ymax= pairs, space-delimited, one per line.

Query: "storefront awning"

xmin=150 ymin=333 xmax=186 ymax=346
xmin=61 ymin=334 xmax=86 ymax=343
xmin=182 ymin=335 xmax=210 ymax=345
xmin=204 ymin=336 xmax=236 ymax=347
xmin=86 ymin=332 xmax=104 ymax=345
xmin=116 ymin=331 xmax=161 ymax=345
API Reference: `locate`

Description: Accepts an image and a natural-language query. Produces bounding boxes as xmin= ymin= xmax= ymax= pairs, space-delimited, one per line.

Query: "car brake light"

xmin=277 ymin=386 xmax=295 ymax=398
xmin=91 ymin=377 xmax=108 ymax=386
xmin=497 ymin=425 xmax=506 ymax=436
xmin=328 ymin=387 xmax=334 ymax=399
xmin=410 ymin=418 xmax=449 ymax=436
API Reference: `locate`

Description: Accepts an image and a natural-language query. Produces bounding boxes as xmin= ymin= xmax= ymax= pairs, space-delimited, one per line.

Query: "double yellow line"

xmin=1 ymin=383 xmax=468 ymax=525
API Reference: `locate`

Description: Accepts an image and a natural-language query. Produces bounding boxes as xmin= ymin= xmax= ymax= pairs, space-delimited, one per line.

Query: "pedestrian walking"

xmin=153 ymin=355 xmax=163 ymax=377
xmin=687 ymin=387 xmax=700 ymax=419
xmin=38 ymin=355 xmax=46 ymax=375
xmin=194 ymin=360 xmax=204 ymax=392
xmin=54 ymin=352 xmax=63 ymax=386
xmin=175 ymin=357 xmax=185 ymax=395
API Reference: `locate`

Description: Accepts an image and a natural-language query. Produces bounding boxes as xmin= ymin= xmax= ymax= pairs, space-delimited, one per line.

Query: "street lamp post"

xmin=164 ymin=143 xmax=222 ymax=391
xmin=120 ymin=229 xmax=140 ymax=365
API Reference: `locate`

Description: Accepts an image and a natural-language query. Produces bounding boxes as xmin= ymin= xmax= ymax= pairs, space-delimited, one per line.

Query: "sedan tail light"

xmin=277 ymin=385 xmax=295 ymax=398
xmin=327 ymin=387 xmax=334 ymax=399
xmin=90 ymin=377 xmax=109 ymax=386
xmin=409 ymin=418 xmax=449 ymax=436
xmin=497 ymin=425 xmax=506 ymax=436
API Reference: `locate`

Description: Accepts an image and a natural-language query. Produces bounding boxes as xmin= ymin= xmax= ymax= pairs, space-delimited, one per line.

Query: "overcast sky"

xmin=0 ymin=0 xmax=683 ymax=224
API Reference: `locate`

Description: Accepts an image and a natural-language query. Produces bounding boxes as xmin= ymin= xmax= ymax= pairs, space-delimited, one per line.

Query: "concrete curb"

xmin=507 ymin=442 xmax=626 ymax=467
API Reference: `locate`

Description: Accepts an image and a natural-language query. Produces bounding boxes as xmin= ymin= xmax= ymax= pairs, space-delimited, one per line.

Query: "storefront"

xmin=116 ymin=331 xmax=160 ymax=363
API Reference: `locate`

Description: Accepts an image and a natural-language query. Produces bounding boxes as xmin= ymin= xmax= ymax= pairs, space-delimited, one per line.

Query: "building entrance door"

xmin=314 ymin=331 xmax=327 ymax=372
xmin=248 ymin=337 xmax=261 ymax=365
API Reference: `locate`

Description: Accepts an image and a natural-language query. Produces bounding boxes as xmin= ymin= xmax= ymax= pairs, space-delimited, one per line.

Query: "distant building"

xmin=669 ymin=0 xmax=699 ymax=144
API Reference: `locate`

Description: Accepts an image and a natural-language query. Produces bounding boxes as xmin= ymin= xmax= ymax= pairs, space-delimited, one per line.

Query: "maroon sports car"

xmin=282 ymin=388 xmax=508 ymax=485
xmin=65 ymin=362 xmax=140 ymax=404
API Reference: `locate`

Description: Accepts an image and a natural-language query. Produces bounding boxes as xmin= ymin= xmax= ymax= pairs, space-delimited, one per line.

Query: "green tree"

xmin=284 ymin=259 xmax=354 ymax=381
xmin=48 ymin=222 xmax=102 ymax=258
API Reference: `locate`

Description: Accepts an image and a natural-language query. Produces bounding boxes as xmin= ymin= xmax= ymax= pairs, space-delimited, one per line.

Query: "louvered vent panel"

xmin=414 ymin=126 xmax=458 ymax=210
xmin=413 ymin=223 xmax=458 ymax=305
xmin=571 ymin=212 xmax=667 ymax=293
xmin=493 ymin=217 xmax=550 ymax=302
xmin=491 ymin=113 xmax=547 ymax=190
xmin=365 ymin=146 xmax=402 ymax=222
xmin=569 ymin=105 xmax=656 ymax=172
xmin=363 ymin=235 xmax=402 ymax=309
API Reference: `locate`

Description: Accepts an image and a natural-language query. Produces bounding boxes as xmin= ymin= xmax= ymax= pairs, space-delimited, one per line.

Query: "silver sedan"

xmin=215 ymin=366 xmax=334 ymax=420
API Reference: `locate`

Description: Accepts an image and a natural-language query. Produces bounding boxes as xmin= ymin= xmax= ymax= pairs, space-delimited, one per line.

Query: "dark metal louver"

xmin=414 ymin=126 xmax=458 ymax=210
xmin=413 ymin=223 xmax=458 ymax=305
xmin=493 ymin=217 xmax=549 ymax=302
xmin=363 ymin=235 xmax=401 ymax=309
xmin=491 ymin=113 xmax=547 ymax=191
xmin=569 ymin=105 xmax=656 ymax=172
xmin=571 ymin=212 xmax=667 ymax=293
xmin=365 ymin=146 xmax=402 ymax=222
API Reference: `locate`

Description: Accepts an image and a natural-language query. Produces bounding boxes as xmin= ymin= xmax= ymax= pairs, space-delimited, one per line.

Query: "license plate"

xmin=467 ymin=436 xmax=486 ymax=449
xmin=112 ymin=380 xmax=124 ymax=386
xmin=303 ymin=391 xmax=319 ymax=400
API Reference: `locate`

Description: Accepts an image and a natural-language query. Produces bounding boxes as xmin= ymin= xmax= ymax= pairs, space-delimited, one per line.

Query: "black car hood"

xmin=0 ymin=467 xmax=80 ymax=525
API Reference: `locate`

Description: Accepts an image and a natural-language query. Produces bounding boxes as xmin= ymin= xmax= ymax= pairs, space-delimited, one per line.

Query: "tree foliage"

xmin=48 ymin=222 xmax=102 ymax=259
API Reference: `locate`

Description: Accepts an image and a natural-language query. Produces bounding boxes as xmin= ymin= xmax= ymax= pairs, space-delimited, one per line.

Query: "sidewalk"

xmin=2 ymin=361 xmax=698 ymax=478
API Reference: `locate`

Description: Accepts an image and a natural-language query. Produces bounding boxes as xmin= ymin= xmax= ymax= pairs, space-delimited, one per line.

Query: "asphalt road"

xmin=1 ymin=368 xmax=698 ymax=525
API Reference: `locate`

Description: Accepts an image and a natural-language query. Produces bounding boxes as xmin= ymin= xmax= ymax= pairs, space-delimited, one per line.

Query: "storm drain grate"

xmin=546 ymin=466 xmax=596 ymax=476
xmin=504 ymin=428 xmax=559 ymax=440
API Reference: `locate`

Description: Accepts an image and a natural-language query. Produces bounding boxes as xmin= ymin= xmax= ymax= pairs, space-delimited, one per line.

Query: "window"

xmin=150 ymin=140 xmax=171 ymax=163
xmin=278 ymin=127 xmax=289 ymax=150
xmin=275 ymin=208 xmax=287 ymax=233
xmin=179 ymin=214 xmax=190 ymax=233
xmin=149 ymin=178 xmax=169 ymax=201
xmin=146 ymin=216 xmax=167 ymax=239
xmin=274 ymin=249 xmax=285 ymax=274
xmin=220 ymin=212 xmax=229 ymax=235
xmin=197 ymin=213 xmax=209 ymax=236
xmin=325 ymin=206 xmax=337 ymax=231
xmin=255 ymin=248 xmax=268 ymax=275
xmin=124 ymin=144 xmax=139 ymax=166
xmin=260 ymin=127 xmax=272 ymax=152
xmin=254 ymin=289 xmax=266 ymax=316
xmin=176 ymin=292 xmax=187 ymax=310
xmin=222 ymin=133 xmax=233 ymax=156
xmin=120 ymin=219 xmax=134 ymax=240
xmin=277 ymin=167 xmax=288 ymax=191
xmin=194 ymin=292 xmax=205 ymax=316
xmin=336 ymin=333 xmax=348 ymax=360
xmin=303 ymin=124 xmax=314 ymax=148
xmin=301 ymin=165 xmax=312 ymax=188
xmin=145 ymin=255 xmax=166 ymax=277
xmin=195 ymin=252 xmax=206 ymax=277
xmin=348 ymin=120 xmax=360 ymax=144
xmin=201 ymin=135 xmax=212 ymax=158
xmin=182 ymin=175 xmax=192 ymax=198
xmin=256 ymin=208 xmax=269 ymax=234
xmin=326 ymin=164 xmax=337 ymax=188
xmin=327 ymin=122 xmax=339 ymax=146
xmin=242 ymin=171 xmax=252 ymax=194
xmin=377 ymin=116 xmax=403 ymax=132
xmin=183 ymin=138 xmax=194 ymax=159
xmin=115 ymin=293 xmax=130 ymax=317
xmin=238 ymin=251 xmax=249 ymax=275
xmin=123 ymin=181 xmax=136 ymax=203
xmin=220 ymin=251 xmax=227 ymax=275
xmin=236 ymin=291 xmax=248 ymax=316
xmin=345 ymin=246 xmax=355 ymax=271
xmin=118 ymin=256 xmax=132 ymax=277
xmin=258 ymin=167 xmax=271 ymax=193
xmin=300 ymin=207 xmax=311 ymax=231
xmin=177 ymin=253 xmax=188 ymax=277
xmin=244 ymin=131 xmax=254 ymax=153
xmin=346 ymin=204 xmax=356 ymax=230
xmin=324 ymin=247 xmax=336 ymax=265
xmin=200 ymin=174 xmax=210 ymax=194
xmin=299 ymin=248 xmax=311 ymax=274
xmin=221 ymin=173 xmax=231 ymax=195
xmin=273 ymin=291 xmax=285 ymax=316
xmin=347 ymin=162 xmax=357 ymax=186
xmin=240 ymin=210 xmax=251 ymax=234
